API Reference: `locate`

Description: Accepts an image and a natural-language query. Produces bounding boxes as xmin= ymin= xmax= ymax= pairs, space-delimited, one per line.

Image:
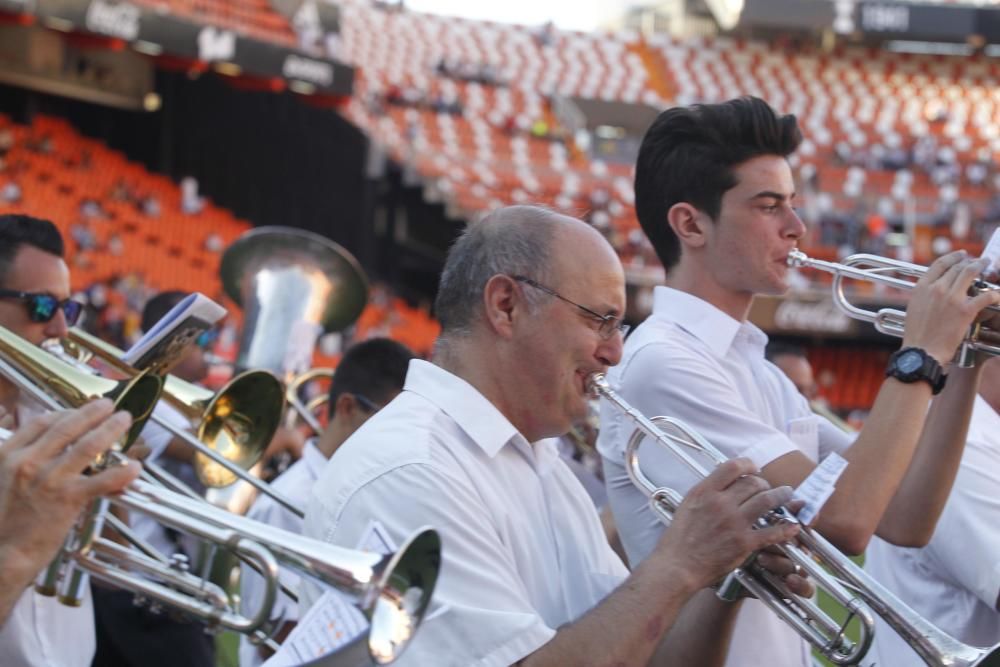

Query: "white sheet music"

xmin=792 ymin=452 xmax=848 ymax=526
xmin=262 ymin=521 xmax=397 ymax=667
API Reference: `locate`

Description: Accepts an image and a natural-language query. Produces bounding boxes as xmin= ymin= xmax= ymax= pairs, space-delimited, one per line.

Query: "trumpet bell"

xmin=0 ymin=325 xmax=162 ymax=449
xmin=67 ymin=328 xmax=286 ymax=488
xmin=367 ymin=528 xmax=441 ymax=664
xmin=189 ymin=370 xmax=284 ymax=487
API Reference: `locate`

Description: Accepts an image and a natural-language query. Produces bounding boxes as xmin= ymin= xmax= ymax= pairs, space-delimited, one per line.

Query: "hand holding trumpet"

xmin=652 ymin=458 xmax=810 ymax=595
xmin=901 ymin=251 xmax=1000 ymax=364
xmin=0 ymin=400 xmax=136 ymax=625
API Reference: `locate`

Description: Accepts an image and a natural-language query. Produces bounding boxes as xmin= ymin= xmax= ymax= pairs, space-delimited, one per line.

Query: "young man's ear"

xmin=481 ymin=274 xmax=518 ymax=339
xmin=667 ymin=202 xmax=709 ymax=250
xmin=333 ymin=392 xmax=358 ymax=419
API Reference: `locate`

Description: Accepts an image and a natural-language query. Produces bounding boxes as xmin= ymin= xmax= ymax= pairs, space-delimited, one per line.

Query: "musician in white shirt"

xmin=239 ymin=337 xmax=412 ymax=667
xmin=597 ymin=97 xmax=1000 ymax=667
xmin=866 ymin=356 xmax=1000 ymax=664
xmin=0 ymin=214 xmax=137 ymax=667
xmin=302 ymin=205 xmax=811 ymax=667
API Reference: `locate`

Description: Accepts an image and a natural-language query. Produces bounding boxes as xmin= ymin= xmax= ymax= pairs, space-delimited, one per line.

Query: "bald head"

xmin=435 ymin=205 xmax=617 ymax=337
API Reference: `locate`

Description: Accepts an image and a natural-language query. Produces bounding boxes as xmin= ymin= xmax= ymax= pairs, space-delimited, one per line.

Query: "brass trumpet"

xmin=787 ymin=249 xmax=1000 ymax=367
xmin=591 ymin=372 xmax=1000 ymax=666
xmin=285 ymin=367 xmax=334 ymax=434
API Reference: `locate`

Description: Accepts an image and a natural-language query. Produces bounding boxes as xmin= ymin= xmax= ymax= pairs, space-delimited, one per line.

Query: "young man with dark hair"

xmin=598 ymin=96 xmax=1000 ymax=667
xmin=239 ymin=337 xmax=414 ymax=667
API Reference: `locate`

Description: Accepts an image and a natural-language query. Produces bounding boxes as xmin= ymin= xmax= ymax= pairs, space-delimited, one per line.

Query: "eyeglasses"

xmin=512 ymin=275 xmax=630 ymax=340
xmin=353 ymin=394 xmax=381 ymax=413
xmin=0 ymin=289 xmax=83 ymax=326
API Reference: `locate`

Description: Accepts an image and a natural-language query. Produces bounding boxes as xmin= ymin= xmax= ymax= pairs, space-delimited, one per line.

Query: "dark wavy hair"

xmin=634 ymin=97 xmax=802 ymax=270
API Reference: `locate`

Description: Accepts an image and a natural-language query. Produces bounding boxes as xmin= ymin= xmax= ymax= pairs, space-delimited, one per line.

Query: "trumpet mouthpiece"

xmin=787 ymin=249 xmax=808 ymax=267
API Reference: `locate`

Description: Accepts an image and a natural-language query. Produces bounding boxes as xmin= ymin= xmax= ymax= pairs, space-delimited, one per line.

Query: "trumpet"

xmin=0 ymin=424 xmax=441 ymax=665
xmin=285 ymin=367 xmax=334 ymax=434
xmin=591 ymin=372 xmax=1000 ymax=666
xmin=55 ymin=328 xmax=304 ymax=517
xmin=787 ymin=249 xmax=1000 ymax=367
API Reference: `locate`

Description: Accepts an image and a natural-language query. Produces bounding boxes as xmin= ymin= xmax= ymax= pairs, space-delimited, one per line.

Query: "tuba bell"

xmin=220 ymin=226 xmax=369 ymax=381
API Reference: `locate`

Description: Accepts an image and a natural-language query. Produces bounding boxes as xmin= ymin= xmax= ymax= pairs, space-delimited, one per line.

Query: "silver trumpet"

xmin=0 ymin=425 xmax=440 ymax=665
xmin=591 ymin=372 xmax=1000 ymax=667
xmin=787 ymin=249 xmax=1000 ymax=367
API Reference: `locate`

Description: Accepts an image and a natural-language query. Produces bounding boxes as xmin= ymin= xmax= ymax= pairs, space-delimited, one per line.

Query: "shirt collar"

xmin=402 ymin=359 xmax=521 ymax=459
xmin=301 ymin=438 xmax=328 ymax=478
xmin=650 ymin=286 xmax=746 ymax=357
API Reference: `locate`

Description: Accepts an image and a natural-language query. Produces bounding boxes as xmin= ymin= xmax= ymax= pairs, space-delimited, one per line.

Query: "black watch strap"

xmin=885 ymin=347 xmax=947 ymax=395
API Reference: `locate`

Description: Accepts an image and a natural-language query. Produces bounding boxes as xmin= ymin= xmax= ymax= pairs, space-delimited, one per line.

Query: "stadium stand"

xmin=0 ymin=111 xmax=439 ymax=360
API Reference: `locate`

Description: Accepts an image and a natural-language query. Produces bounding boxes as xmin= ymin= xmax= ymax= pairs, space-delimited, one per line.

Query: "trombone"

xmin=591 ymin=372 xmax=1000 ymax=667
xmin=59 ymin=328 xmax=305 ymax=517
xmin=787 ymin=249 xmax=1000 ymax=367
xmin=0 ymin=324 xmax=163 ymax=449
xmin=0 ymin=427 xmax=441 ymax=665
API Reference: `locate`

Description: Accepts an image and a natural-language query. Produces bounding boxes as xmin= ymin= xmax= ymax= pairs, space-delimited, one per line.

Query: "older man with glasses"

xmin=299 ymin=205 xmax=809 ymax=667
xmin=0 ymin=213 xmax=98 ymax=667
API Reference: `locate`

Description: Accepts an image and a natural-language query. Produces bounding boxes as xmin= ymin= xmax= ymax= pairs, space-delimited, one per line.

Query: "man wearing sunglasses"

xmin=0 ymin=213 xmax=97 ymax=667
xmin=239 ymin=336 xmax=414 ymax=667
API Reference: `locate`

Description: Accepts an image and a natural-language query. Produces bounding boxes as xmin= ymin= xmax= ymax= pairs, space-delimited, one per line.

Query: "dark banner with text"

xmin=0 ymin=0 xmax=353 ymax=95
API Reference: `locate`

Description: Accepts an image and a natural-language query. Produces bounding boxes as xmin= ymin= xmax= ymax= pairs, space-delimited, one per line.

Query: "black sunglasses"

xmin=0 ymin=289 xmax=83 ymax=326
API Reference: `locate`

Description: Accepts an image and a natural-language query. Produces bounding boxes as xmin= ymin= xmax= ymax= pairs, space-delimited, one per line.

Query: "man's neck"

xmin=435 ymin=336 xmax=548 ymax=443
xmin=664 ymin=262 xmax=753 ymax=322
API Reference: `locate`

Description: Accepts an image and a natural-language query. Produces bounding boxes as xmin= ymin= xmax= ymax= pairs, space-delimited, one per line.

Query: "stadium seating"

xmin=0 ymin=112 xmax=439 ymax=358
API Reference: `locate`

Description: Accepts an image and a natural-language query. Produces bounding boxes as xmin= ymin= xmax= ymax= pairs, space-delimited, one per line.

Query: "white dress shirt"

xmin=301 ymin=359 xmax=629 ymax=667
xmin=129 ymin=402 xmax=203 ymax=561
xmin=596 ymin=286 xmax=852 ymax=667
xmin=239 ymin=439 xmax=327 ymax=667
xmin=0 ymin=405 xmax=96 ymax=667
xmin=865 ymin=395 xmax=1000 ymax=665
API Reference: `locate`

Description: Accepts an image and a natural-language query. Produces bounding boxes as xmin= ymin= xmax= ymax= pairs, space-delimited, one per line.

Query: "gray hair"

xmin=434 ymin=205 xmax=564 ymax=337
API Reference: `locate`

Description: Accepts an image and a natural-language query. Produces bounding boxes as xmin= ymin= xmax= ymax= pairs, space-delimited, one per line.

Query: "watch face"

xmin=897 ymin=350 xmax=924 ymax=373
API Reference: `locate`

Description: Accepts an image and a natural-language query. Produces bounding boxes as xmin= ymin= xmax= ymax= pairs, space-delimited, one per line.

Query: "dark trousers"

xmin=91 ymin=585 xmax=215 ymax=667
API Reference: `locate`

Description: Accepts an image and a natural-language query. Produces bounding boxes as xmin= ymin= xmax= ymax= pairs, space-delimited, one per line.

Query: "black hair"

xmin=634 ymin=96 xmax=802 ymax=270
xmin=141 ymin=290 xmax=188 ymax=333
xmin=0 ymin=214 xmax=65 ymax=285
xmin=328 ymin=337 xmax=414 ymax=418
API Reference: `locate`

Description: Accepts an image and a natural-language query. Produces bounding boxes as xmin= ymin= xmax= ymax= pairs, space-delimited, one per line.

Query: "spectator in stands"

xmin=0 ymin=127 xmax=14 ymax=157
xmin=139 ymin=194 xmax=161 ymax=218
xmin=180 ymin=177 xmax=204 ymax=215
xmin=239 ymin=337 xmax=413 ymax=667
xmin=1 ymin=180 xmax=21 ymax=204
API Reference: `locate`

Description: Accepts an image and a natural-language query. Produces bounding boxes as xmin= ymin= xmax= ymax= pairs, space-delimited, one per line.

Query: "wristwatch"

xmin=885 ymin=347 xmax=946 ymax=395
